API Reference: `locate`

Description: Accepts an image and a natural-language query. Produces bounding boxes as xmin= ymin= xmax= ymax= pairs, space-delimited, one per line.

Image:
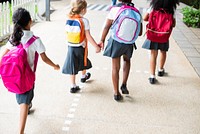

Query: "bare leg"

xmin=70 ymin=75 xmax=76 ymax=86
xmin=122 ymin=55 xmax=131 ymax=85
xmin=159 ymin=50 xmax=167 ymax=70
xmin=150 ymin=50 xmax=158 ymax=76
xmin=112 ymin=57 xmax=121 ymax=95
xmin=19 ymin=104 xmax=29 ymax=134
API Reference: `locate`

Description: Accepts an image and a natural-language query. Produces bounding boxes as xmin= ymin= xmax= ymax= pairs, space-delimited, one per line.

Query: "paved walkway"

xmin=174 ymin=3 xmax=200 ymax=77
xmin=0 ymin=0 xmax=200 ymax=133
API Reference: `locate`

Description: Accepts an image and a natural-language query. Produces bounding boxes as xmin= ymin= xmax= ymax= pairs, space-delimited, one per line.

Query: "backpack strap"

xmin=24 ymin=35 xmax=39 ymax=72
xmin=68 ymin=15 xmax=88 ymax=66
xmin=113 ymin=4 xmax=140 ymax=24
xmin=24 ymin=35 xmax=38 ymax=48
xmin=68 ymin=15 xmax=85 ymax=43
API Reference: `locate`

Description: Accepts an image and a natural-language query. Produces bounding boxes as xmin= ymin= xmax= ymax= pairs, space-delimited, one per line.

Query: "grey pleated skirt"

xmin=62 ymin=46 xmax=92 ymax=75
xmin=103 ymin=37 xmax=134 ymax=59
xmin=142 ymin=39 xmax=169 ymax=51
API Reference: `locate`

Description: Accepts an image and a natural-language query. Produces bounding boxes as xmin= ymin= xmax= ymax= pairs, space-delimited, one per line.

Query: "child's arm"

xmin=0 ymin=48 xmax=10 ymax=65
xmin=85 ymin=30 xmax=101 ymax=53
xmin=100 ymin=19 xmax=113 ymax=48
xmin=143 ymin=13 xmax=149 ymax=22
xmin=40 ymin=52 xmax=60 ymax=70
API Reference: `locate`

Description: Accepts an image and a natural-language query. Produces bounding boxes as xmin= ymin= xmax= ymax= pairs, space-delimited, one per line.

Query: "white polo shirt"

xmin=6 ymin=30 xmax=46 ymax=71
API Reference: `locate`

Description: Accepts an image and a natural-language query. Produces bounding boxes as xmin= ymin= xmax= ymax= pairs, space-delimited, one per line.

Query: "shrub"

xmin=182 ymin=7 xmax=200 ymax=28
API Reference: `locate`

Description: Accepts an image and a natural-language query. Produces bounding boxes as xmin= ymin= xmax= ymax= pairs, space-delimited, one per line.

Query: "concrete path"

xmin=0 ymin=0 xmax=200 ymax=133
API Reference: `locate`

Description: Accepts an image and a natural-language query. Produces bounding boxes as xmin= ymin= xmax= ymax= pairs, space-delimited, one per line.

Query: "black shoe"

xmin=149 ymin=77 xmax=156 ymax=84
xmin=81 ymin=72 xmax=91 ymax=83
xmin=120 ymin=84 xmax=129 ymax=94
xmin=158 ymin=69 xmax=165 ymax=77
xmin=28 ymin=102 xmax=32 ymax=115
xmin=114 ymin=94 xmax=123 ymax=101
xmin=70 ymin=86 xmax=80 ymax=93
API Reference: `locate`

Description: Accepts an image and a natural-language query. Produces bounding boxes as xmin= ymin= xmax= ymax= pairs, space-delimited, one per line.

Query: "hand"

xmin=98 ymin=41 xmax=104 ymax=50
xmin=95 ymin=45 xmax=101 ymax=53
xmin=54 ymin=64 xmax=60 ymax=70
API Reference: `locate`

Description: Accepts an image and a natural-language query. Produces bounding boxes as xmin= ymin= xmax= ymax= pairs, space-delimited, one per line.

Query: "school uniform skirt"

xmin=103 ymin=37 xmax=134 ymax=59
xmin=62 ymin=46 xmax=92 ymax=75
xmin=142 ymin=39 xmax=169 ymax=51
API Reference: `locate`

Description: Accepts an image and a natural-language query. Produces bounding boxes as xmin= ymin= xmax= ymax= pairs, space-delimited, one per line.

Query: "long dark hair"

xmin=10 ymin=8 xmax=31 ymax=46
xmin=150 ymin=0 xmax=179 ymax=15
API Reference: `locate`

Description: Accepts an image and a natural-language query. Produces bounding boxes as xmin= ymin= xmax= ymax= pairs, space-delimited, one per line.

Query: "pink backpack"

xmin=146 ymin=9 xmax=174 ymax=43
xmin=0 ymin=36 xmax=39 ymax=94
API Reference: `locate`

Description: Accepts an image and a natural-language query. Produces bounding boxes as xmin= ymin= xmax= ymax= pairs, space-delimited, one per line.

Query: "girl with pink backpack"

xmin=0 ymin=8 xmax=60 ymax=133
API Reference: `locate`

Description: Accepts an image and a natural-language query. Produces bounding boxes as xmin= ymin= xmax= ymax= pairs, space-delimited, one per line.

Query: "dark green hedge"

xmin=180 ymin=0 xmax=200 ymax=9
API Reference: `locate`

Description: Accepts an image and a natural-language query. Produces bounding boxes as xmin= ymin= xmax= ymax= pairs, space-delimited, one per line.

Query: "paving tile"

xmin=183 ymin=50 xmax=200 ymax=57
xmin=176 ymin=41 xmax=194 ymax=48
xmin=191 ymin=62 xmax=200 ymax=68
xmin=195 ymin=67 xmax=200 ymax=77
xmin=188 ymin=57 xmax=200 ymax=62
xmin=188 ymin=39 xmax=200 ymax=45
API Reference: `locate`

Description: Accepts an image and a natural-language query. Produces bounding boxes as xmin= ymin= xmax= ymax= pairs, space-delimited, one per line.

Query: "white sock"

xmin=71 ymin=84 xmax=76 ymax=88
xmin=81 ymin=74 xmax=86 ymax=78
xmin=150 ymin=75 xmax=155 ymax=78
xmin=159 ymin=68 xmax=164 ymax=72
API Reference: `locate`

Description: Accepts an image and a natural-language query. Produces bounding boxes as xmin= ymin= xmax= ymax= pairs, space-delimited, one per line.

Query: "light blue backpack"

xmin=111 ymin=3 xmax=142 ymax=45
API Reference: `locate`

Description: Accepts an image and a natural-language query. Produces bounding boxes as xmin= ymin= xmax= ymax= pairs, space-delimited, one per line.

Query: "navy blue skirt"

xmin=142 ymin=39 xmax=169 ymax=51
xmin=62 ymin=46 xmax=92 ymax=75
xmin=103 ymin=38 xmax=134 ymax=59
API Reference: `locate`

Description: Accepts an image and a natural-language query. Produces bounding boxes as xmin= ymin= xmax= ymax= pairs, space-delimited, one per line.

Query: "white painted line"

xmin=67 ymin=113 xmax=74 ymax=118
xmin=75 ymin=94 xmax=81 ymax=97
xmin=102 ymin=5 xmax=110 ymax=11
xmin=62 ymin=127 xmax=70 ymax=131
xmin=87 ymin=4 xmax=97 ymax=10
xmin=136 ymin=70 xmax=141 ymax=73
xmin=144 ymin=71 xmax=149 ymax=74
xmin=66 ymin=5 xmax=70 ymax=9
xmin=71 ymin=103 xmax=78 ymax=107
xmin=64 ymin=120 xmax=72 ymax=125
xmin=93 ymin=4 xmax=105 ymax=11
xmin=73 ymin=98 xmax=80 ymax=102
xmin=69 ymin=108 xmax=76 ymax=112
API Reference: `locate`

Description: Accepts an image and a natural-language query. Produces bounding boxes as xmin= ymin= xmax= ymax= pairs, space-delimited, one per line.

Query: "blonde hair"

xmin=69 ymin=0 xmax=87 ymax=15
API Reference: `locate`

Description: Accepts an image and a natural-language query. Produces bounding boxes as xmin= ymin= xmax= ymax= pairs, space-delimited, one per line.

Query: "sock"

xmin=159 ymin=68 xmax=164 ymax=72
xmin=81 ymin=74 xmax=86 ymax=78
xmin=150 ymin=75 xmax=155 ymax=78
xmin=71 ymin=84 xmax=76 ymax=88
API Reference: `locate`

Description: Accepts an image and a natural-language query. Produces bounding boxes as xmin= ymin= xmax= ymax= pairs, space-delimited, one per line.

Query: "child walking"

xmin=100 ymin=0 xmax=142 ymax=101
xmin=0 ymin=8 xmax=60 ymax=134
xmin=142 ymin=0 xmax=179 ymax=84
xmin=62 ymin=0 xmax=101 ymax=93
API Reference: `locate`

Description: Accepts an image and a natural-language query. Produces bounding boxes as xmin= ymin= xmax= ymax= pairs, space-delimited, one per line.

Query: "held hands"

xmin=54 ymin=64 xmax=60 ymax=70
xmin=95 ymin=45 xmax=101 ymax=53
xmin=98 ymin=41 xmax=104 ymax=50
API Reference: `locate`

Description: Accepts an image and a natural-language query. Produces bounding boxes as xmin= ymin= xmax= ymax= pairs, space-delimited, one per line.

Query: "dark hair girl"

xmin=10 ymin=8 xmax=31 ymax=46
